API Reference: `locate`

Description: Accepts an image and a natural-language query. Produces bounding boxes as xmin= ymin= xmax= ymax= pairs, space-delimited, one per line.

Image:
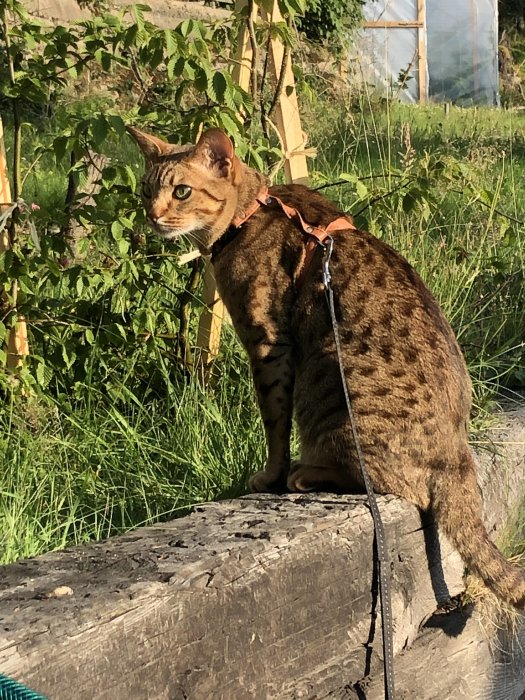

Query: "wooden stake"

xmin=196 ymin=261 xmax=225 ymax=367
xmin=261 ymin=3 xmax=309 ymax=185
xmin=231 ymin=0 xmax=259 ymax=90
xmin=195 ymin=0 xmax=259 ymax=367
xmin=196 ymin=0 xmax=309 ymax=370
xmin=0 ymin=115 xmax=29 ymax=369
xmin=417 ymin=0 xmax=427 ymax=103
xmin=0 ymin=117 xmax=11 ymax=252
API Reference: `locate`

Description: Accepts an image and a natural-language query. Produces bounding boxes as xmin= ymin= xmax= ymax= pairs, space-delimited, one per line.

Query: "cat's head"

xmin=127 ymin=126 xmax=244 ymax=252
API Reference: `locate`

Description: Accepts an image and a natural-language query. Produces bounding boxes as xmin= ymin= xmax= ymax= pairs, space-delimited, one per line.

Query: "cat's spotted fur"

xmin=128 ymin=125 xmax=525 ymax=608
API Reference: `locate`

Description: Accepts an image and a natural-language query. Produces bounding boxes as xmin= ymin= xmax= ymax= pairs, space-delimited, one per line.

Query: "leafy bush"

xmin=298 ymin=0 xmax=365 ymax=52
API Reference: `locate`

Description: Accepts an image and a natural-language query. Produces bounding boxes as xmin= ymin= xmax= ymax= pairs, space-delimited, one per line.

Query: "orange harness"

xmin=214 ymin=187 xmax=356 ymax=287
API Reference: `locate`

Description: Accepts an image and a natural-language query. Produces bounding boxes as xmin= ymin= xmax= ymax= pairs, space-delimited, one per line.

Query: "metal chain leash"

xmin=321 ymin=235 xmax=396 ymax=700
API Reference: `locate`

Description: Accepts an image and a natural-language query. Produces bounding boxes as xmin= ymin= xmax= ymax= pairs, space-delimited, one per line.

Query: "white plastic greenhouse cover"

xmin=355 ymin=0 xmax=499 ymax=105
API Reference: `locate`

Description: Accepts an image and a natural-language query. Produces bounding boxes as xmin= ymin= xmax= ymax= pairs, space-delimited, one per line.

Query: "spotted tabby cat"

xmin=127 ymin=125 xmax=525 ymax=608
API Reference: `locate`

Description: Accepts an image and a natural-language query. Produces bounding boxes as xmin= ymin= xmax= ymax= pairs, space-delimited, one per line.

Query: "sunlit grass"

xmin=1 ymin=95 xmax=524 ymax=564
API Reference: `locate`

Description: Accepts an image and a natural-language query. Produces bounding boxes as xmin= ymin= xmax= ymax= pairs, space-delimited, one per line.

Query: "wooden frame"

xmin=416 ymin=0 xmax=427 ymax=103
xmin=196 ymin=0 xmax=309 ymax=368
xmin=363 ymin=21 xmax=423 ymax=28
xmin=363 ymin=0 xmax=428 ymax=103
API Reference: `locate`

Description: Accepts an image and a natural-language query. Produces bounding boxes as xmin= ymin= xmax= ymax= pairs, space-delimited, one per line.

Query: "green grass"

xmin=1 ymin=95 xmax=524 ymax=565
xmin=304 ymin=95 xmax=525 ymax=398
xmin=0 ymin=326 xmax=264 ymax=563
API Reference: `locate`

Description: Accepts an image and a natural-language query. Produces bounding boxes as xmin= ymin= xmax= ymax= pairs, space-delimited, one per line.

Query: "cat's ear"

xmin=194 ymin=128 xmax=236 ymax=178
xmin=126 ymin=126 xmax=174 ymax=162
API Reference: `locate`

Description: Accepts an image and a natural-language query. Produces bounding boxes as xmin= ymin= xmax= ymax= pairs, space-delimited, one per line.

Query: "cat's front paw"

xmin=249 ymin=469 xmax=287 ymax=493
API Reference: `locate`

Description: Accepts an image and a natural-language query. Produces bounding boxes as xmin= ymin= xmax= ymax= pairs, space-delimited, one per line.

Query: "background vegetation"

xmin=0 ymin=0 xmax=524 ymax=565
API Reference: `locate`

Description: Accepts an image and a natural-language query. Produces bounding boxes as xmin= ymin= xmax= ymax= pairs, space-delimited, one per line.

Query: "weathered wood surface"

xmin=0 ymin=402 xmax=524 ymax=699
xmin=363 ymin=607 xmax=525 ymax=700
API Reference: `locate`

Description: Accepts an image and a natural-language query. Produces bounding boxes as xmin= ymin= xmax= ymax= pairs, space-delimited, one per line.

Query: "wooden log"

xmin=0 ymin=402 xmax=524 ymax=698
xmin=364 ymin=608 xmax=525 ymax=700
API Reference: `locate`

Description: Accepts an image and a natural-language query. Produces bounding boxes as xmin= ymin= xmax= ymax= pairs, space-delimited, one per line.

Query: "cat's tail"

xmin=431 ymin=450 xmax=525 ymax=609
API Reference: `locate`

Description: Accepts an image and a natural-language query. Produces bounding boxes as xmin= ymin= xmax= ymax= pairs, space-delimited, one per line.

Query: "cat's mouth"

xmin=147 ymin=218 xmax=179 ymax=240
xmin=154 ymin=224 xmax=178 ymax=240
xmin=149 ymin=218 xmax=208 ymax=249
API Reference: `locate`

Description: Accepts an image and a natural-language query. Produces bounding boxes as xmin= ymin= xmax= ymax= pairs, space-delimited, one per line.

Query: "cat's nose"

xmin=148 ymin=214 xmax=159 ymax=225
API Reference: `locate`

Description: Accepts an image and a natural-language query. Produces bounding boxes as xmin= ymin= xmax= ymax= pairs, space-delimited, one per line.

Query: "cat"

xmin=127 ymin=124 xmax=525 ymax=608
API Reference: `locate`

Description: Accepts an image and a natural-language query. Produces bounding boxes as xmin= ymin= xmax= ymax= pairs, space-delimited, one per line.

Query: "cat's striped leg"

xmin=248 ymin=341 xmax=294 ymax=493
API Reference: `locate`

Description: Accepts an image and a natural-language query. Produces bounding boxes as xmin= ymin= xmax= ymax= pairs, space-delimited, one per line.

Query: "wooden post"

xmin=195 ymin=0 xmax=259 ymax=368
xmin=417 ymin=0 xmax=427 ymax=103
xmin=231 ymin=0 xmax=258 ymax=92
xmin=196 ymin=262 xmax=225 ymax=368
xmin=0 ymin=115 xmax=29 ymax=369
xmin=261 ymin=3 xmax=309 ymax=184
xmin=0 ymin=117 xmax=11 ymax=252
xmin=196 ymin=0 xmax=309 ymax=369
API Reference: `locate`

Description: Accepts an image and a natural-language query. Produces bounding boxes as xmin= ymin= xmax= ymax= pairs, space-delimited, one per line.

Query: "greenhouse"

xmin=357 ymin=0 xmax=499 ymax=105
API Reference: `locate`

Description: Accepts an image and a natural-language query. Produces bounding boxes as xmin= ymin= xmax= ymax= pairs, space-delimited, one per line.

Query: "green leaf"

xmin=164 ymin=29 xmax=178 ymax=57
xmin=92 ymin=115 xmax=109 ymax=147
xmin=101 ymin=50 xmax=112 ymax=71
xmin=124 ymin=24 xmax=138 ymax=48
xmin=133 ymin=4 xmax=146 ymax=31
xmin=106 ymin=114 xmax=126 ymax=136
xmin=402 ymin=191 xmax=418 ymax=213
xmin=217 ymin=111 xmax=241 ymax=137
xmin=123 ymin=165 xmax=137 ymax=190
xmin=210 ymin=71 xmax=227 ymax=103
xmin=179 ymin=19 xmax=194 ymax=37
xmin=355 ymin=180 xmax=368 ymax=199
xmin=118 ymin=238 xmax=130 ymax=256
xmin=61 ymin=344 xmax=76 ymax=370
xmin=194 ymin=66 xmax=210 ymax=92
xmin=35 ymin=360 xmax=53 ymax=388
xmin=52 ymin=135 xmax=69 ymax=163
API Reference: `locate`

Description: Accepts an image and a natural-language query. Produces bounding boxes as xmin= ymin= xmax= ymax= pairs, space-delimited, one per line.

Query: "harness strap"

xmin=230 ymin=187 xmax=270 ymax=228
xmin=228 ymin=187 xmax=356 ymax=287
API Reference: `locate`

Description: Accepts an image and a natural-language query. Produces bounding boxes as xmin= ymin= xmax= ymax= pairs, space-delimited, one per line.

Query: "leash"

xmin=216 ymin=190 xmax=396 ymax=697
xmin=321 ymin=236 xmax=395 ymax=700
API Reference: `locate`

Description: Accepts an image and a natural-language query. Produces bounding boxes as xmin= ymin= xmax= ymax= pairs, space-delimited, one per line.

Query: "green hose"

xmin=0 ymin=674 xmax=49 ymax=700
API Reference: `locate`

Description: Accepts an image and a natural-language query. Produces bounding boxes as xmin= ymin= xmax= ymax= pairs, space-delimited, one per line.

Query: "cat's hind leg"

xmin=287 ymin=461 xmax=363 ymax=493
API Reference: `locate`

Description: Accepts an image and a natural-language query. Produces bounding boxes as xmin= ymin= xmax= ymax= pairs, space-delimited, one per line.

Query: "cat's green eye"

xmin=174 ymin=184 xmax=192 ymax=200
xmin=142 ymin=182 xmax=152 ymax=199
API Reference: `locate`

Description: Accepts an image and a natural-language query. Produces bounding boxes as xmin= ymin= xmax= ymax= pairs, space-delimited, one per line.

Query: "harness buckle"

xmin=321 ymin=235 xmax=334 ymax=289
